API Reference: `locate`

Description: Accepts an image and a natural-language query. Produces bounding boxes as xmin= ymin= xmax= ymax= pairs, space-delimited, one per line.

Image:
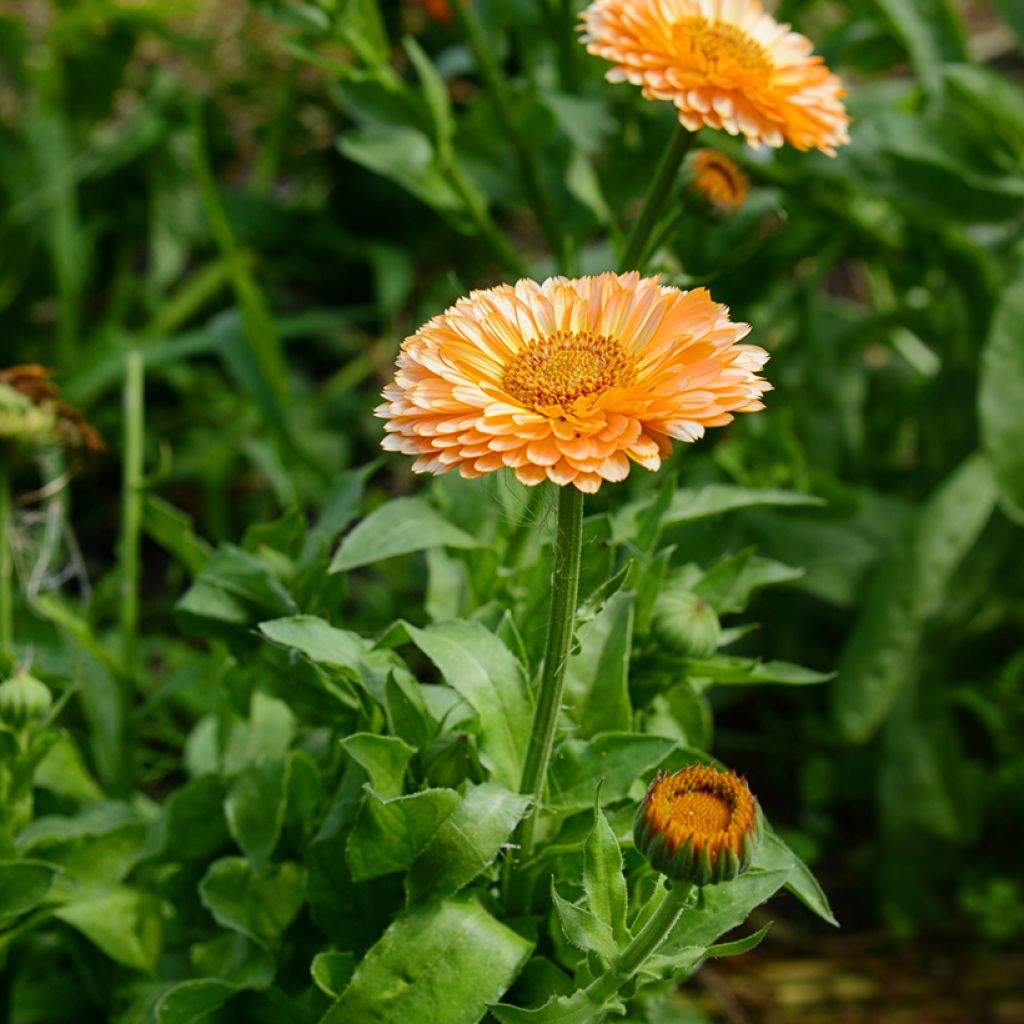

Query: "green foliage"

xmin=0 ymin=0 xmax=1021 ymax=1018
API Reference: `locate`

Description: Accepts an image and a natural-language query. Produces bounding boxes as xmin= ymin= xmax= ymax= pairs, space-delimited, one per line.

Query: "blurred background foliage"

xmin=1 ymin=0 xmax=1023 ymax=1018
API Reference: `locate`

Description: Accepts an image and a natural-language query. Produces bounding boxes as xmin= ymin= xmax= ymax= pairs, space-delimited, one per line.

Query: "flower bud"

xmin=689 ymin=149 xmax=749 ymax=214
xmin=634 ymin=764 xmax=762 ymax=887
xmin=652 ymin=589 xmax=721 ymax=658
xmin=0 ymin=383 xmax=59 ymax=446
xmin=0 ymin=670 xmax=53 ymax=728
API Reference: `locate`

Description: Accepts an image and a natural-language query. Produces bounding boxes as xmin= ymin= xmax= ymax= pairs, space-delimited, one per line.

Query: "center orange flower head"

xmin=635 ymin=764 xmax=762 ymax=886
xmin=580 ymin=0 xmax=850 ymax=155
xmin=377 ymin=273 xmax=770 ymax=493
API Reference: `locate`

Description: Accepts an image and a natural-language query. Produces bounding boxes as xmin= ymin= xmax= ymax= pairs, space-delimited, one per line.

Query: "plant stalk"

xmin=0 ymin=453 xmax=12 ymax=655
xmin=119 ymin=350 xmax=145 ymax=670
xmin=517 ymin=484 xmax=585 ymax=857
xmin=619 ymin=127 xmax=695 ymax=273
xmin=586 ymin=882 xmax=694 ymax=1005
xmin=450 ymin=0 xmax=569 ymax=272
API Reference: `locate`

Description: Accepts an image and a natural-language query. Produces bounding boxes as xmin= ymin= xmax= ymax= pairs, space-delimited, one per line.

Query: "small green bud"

xmin=0 ymin=670 xmax=53 ymax=728
xmin=651 ymin=589 xmax=721 ymax=657
xmin=0 ymin=383 xmax=59 ymax=446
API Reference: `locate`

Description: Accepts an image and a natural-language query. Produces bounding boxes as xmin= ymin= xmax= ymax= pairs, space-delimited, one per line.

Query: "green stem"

xmin=0 ymin=453 xmax=12 ymax=655
xmin=517 ymin=484 xmax=585 ymax=856
xmin=446 ymin=158 xmax=529 ymax=278
xmin=587 ymin=882 xmax=694 ymax=1005
xmin=450 ymin=0 xmax=568 ymax=271
xmin=119 ymin=350 xmax=144 ymax=670
xmin=619 ymin=127 xmax=696 ymax=273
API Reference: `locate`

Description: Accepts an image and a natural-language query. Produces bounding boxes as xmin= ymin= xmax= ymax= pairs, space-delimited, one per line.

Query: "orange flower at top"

xmin=377 ymin=273 xmax=770 ymax=493
xmin=691 ymin=148 xmax=748 ymax=212
xmin=580 ymin=0 xmax=850 ymax=155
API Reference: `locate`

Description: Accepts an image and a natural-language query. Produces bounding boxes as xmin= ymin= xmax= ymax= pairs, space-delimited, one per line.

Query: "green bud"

xmin=651 ymin=589 xmax=721 ymax=657
xmin=0 ymin=383 xmax=58 ymax=446
xmin=0 ymin=670 xmax=53 ymax=728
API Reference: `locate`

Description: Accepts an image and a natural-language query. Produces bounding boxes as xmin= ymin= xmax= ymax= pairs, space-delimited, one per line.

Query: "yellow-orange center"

xmin=669 ymin=789 xmax=732 ymax=833
xmin=672 ymin=16 xmax=771 ymax=74
xmin=501 ymin=330 xmax=636 ymax=411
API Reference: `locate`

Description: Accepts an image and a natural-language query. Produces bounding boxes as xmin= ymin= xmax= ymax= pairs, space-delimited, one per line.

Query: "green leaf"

xmin=199 ymin=858 xmax=305 ymax=946
xmin=657 ymin=868 xmax=790 ymax=956
xmin=225 ymin=758 xmax=286 ymax=870
xmin=142 ymin=775 xmax=229 ymax=864
xmin=404 ymin=622 xmax=532 ymax=789
xmin=385 ymin=670 xmax=435 ymax=750
xmin=155 ymin=980 xmax=237 ymax=1024
xmin=684 ymin=657 xmax=832 ymax=687
xmin=175 ymin=544 xmax=297 ymax=646
xmin=403 ymin=36 xmax=455 ymax=157
xmin=319 ymin=895 xmax=533 ymax=1024
xmin=143 ymin=495 xmax=212 ymax=577
xmin=872 ymin=0 xmax=966 ymax=103
xmin=980 ymin=265 xmax=1024 ymax=524
xmin=551 ymin=880 xmax=618 ymax=962
xmin=405 ymin=783 xmax=530 ymax=903
xmin=490 ymin=990 xmax=610 ymax=1024
xmin=33 ymin=734 xmax=105 ymax=804
xmin=259 ymin=615 xmax=366 ymax=675
xmin=614 ymin=486 xmax=824 ymax=543
xmin=311 ymin=951 xmax=356 ymax=998
xmin=338 ymin=125 xmax=468 ymax=225
xmin=0 ymin=860 xmax=61 ymax=922
xmin=832 ymin=455 xmax=998 ymax=742
xmin=346 ymin=787 xmax=461 ymax=881
xmin=564 ymin=592 xmax=634 ymax=738
xmin=754 ymin=833 xmax=838 ymax=927
xmin=340 ymin=733 xmax=417 ymax=798
xmin=19 ymin=802 xmax=149 ymax=888
xmin=548 ymin=734 xmax=678 ymax=813
xmin=330 ymin=497 xmax=482 ymax=572
xmin=56 ymin=887 xmax=163 ymax=973
xmin=694 ymin=550 xmax=804 ymax=615
xmin=583 ymin=796 xmax=628 ymax=945
xmin=705 ymin=921 xmax=772 ymax=958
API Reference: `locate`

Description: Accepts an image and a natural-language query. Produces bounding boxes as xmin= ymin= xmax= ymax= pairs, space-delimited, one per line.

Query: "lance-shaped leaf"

xmin=404 ymin=622 xmax=532 ymax=789
xmin=320 ymin=894 xmax=532 ymax=1024
xmin=583 ymin=795 xmax=628 ymax=945
xmin=405 ymin=783 xmax=530 ymax=903
xmin=551 ymin=881 xmax=618 ymax=962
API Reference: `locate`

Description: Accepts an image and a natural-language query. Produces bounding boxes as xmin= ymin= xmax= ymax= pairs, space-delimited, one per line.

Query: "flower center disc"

xmin=669 ymin=788 xmax=733 ymax=833
xmin=502 ymin=330 xmax=636 ymax=410
xmin=672 ymin=17 xmax=771 ymax=74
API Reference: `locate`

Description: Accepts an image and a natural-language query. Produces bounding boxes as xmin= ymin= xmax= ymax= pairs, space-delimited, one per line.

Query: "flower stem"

xmin=0 ymin=453 xmax=12 ymax=656
xmin=119 ymin=350 xmax=145 ymax=670
xmin=619 ymin=126 xmax=695 ymax=273
xmin=450 ymin=0 xmax=569 ymax=272
xmin=446 ymin=157 xmax=529 ymax=279
xmin=587 ymin=882 xmax=694 ymax=1005
xmin=517 ymin=484 xmax=585 ymax=857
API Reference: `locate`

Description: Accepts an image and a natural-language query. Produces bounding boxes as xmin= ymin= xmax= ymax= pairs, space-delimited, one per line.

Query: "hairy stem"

xmin=517 ymin=484 xmax=585 ymax=856
xmin=619 ymin=127 xmax=695 ymax=273
xmin=119 ymin=350 xmax=144 ymax=670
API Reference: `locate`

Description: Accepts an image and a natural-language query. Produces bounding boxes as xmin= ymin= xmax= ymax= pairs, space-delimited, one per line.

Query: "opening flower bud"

xmin=651 ymin=589 xmax=721 ymax=658
xmin=634 ymin=764 xmax=762 ymax=887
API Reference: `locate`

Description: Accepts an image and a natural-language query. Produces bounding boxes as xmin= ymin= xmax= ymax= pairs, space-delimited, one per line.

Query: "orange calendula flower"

xmin=635 ymin=764 xmax=762 ymax=886
xmin=377 ymin=273 xmax=770 ymax=493
xmin=691 ymin=148 xmax=748 ymax=212
xmin=579 ymin=0 xmax=850 ymax=155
